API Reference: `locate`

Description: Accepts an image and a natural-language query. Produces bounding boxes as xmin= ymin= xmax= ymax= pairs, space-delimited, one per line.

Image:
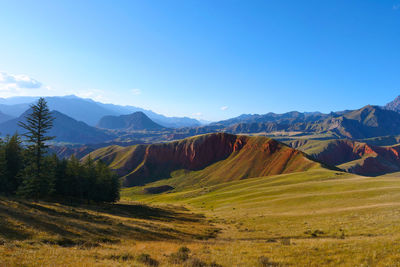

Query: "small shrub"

xmin=107 ymin=253 xmax=135 ymax=261
xmin=79 ymin=241 xmax=100 ymax=249
xmin=339 ymin=229 xmax=345 ymax=239
xmin=41 ymin=237 xmax=80 ymax=247
xmin=169 ymin=246 xmax=191 ymax=264
xmin=304 ymin=229 xmax=325 ymax=238
xmin=258 ymin=256 xmax=280 ymax=267
xmin=136 ymin=253 xmax=159 ymax=266
xmin=280 ymin=238 xmax=291 ymax=245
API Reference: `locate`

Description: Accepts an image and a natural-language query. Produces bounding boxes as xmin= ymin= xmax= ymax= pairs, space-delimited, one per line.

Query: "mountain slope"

xmin=289 ymin=138 xmax=400 ymax=176
xmin=86 ymin=133 xmax=327 ymax=187
xmin=0 ymin=109 xmax=115 ymax=144
xmin=384 ymin=95 xmax=400 ymax=112
xmin=0 ymin=111 xmax=14 ymax=124
xmin=97 ymin=112 xmax=165 ymax=131
xmin=0 ymin=103 xmax=31 ymax=118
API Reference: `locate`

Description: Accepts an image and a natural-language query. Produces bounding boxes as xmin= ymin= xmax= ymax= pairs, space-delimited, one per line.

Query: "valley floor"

xmin=3 ymin=169 xmax=400 ymax=266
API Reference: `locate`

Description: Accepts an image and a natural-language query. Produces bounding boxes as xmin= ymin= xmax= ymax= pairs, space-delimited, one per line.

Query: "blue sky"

xmin=0 ymin=0 xmax=399 ymax=121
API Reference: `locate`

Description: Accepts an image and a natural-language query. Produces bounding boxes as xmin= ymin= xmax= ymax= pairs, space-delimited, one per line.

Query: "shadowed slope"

xmin=290 ymin=139 xmax=400 ymax=176
xmin=97 ymin=111 xmax=165 ymax=131
xmin=87 ymin=133 xmax=326 ymax=187
xmin=0 ymin=197 xmax=216 ymax=246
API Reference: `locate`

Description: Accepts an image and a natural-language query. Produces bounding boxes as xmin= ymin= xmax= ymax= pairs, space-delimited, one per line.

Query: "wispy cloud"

xmin=192 ymin=112 xmax=203 ymax=117
xmin=73 ymin=89 xmax=110 ymax=103
xmin=132 ymin=88 xmax=141 ymax=95
xmin=393 ymin=3 xmax=400 ymax=10
xmin=220 ymin=106 xmax=229 ymax=111
xmin=0 ymin=72 xmax=42 ymax=90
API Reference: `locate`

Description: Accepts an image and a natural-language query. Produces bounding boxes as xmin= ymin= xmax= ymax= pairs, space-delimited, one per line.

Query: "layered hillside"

xmin=97 ymin=111 xmax=165 ymax=131
xmin=290 ymin=139 xmax=400 ymax=176
xmin=86 ymin=133 xmax=325 ymax=187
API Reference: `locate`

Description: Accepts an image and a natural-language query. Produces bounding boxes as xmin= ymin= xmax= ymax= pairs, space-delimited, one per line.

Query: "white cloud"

xmin=0 ymin=72 xmax=42 ymax=90
xmin=0 ymin=71 xmax=57 ymax=98
xmin=220 ymin=106 xmax=229 ymax=111
xmin=192 ymin=112 xmax=203 ymax=117
xmin=132 ymin=88 xmax=141 ymax=95
xmin=73 ymin=89 xmax=110 ymax=103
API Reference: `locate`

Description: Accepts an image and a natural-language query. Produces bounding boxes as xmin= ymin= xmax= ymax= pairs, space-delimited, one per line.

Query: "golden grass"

xmin=3 ymin=169 xmax=400 ymax=266
xmin=121 ymin=169 xmax=400 ymax=266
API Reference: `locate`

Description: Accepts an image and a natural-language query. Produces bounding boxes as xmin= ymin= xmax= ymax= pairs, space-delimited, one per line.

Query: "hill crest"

xmin=86 ymin=133 xmax=328 ymax=187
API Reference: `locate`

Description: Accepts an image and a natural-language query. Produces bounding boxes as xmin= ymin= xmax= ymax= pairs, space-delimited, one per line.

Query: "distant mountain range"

xmin=0 ymin=95 xmax=202 ymax=128
xmin=97 ymin=112 xmax=165 ymax=131
xmin=189 ymin=104 xmax=400 ymax=140
xmin=1 ymin=94 xmax=400 ymax=147
xmin=0 ymin=109 xmax=116 ymax=144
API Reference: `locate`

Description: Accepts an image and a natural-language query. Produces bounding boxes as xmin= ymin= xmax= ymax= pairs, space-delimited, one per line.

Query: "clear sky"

xmin=0 ymin=0 xmax=399 ymax=121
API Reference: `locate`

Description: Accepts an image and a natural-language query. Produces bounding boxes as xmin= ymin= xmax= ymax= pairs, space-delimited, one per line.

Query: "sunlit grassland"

xmin=3 ymin=169 xmax=400 ymax=266
xmin=121 ymin=169 xmax=400 ymax=266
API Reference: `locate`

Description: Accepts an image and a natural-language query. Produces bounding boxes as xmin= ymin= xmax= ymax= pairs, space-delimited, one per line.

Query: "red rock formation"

xmin=88 ymin=133 xmax=322 ymax=187
xmin=309 ymin=140 xmax=400 ymax=176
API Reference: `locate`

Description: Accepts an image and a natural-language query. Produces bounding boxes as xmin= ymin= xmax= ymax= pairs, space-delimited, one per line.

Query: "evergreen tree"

xmin=65 ymin=155 xmax=84 ymax=199
xmin=18 ymin=98 xmax=55 ymax=198
xmin=5 ymin=134 xmax=24 ymax=193
xmin=95 ymin=160 xmax=120 ymax=202
xmin=0 ymin=138 xmax=7 ymax=194
xmin=83 ymin=156 xmax=97 ymax=203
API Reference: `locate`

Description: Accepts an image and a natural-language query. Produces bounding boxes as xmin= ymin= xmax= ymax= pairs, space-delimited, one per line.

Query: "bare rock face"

xmin=124 ymin=133 xmax=248 ymax=186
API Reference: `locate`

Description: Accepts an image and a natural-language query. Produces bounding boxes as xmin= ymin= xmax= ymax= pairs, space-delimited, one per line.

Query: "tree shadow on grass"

xmin=0 ymin=198 xmax=214 ymax=245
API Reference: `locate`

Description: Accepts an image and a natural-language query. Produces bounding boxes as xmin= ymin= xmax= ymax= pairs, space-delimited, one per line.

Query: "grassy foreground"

xmin=122 ymin=169 xmax=400 ymax=266
xmin=0 ymin=198 xmax=219 ymax=266
xmin=3 ymin=169 xmax=400 ymax=266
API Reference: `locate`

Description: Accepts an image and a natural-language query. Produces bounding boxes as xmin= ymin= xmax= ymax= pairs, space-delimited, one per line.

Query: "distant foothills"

xmin=2 ymin=95 xmax=400 ymax=177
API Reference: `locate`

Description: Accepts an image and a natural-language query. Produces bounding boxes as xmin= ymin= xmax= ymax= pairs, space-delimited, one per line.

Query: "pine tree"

xmin=18 ymin=98 xmax=55 ymax=198
xmin=4 ymin=134 xmax=24 ymax=193
xmin=0 ymin=138 xmax=7 ymax=194
xmin=95 ymin=160 xmax=120 ymax=202
xmin=19 ymin=98 xmax=55 ymax=176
